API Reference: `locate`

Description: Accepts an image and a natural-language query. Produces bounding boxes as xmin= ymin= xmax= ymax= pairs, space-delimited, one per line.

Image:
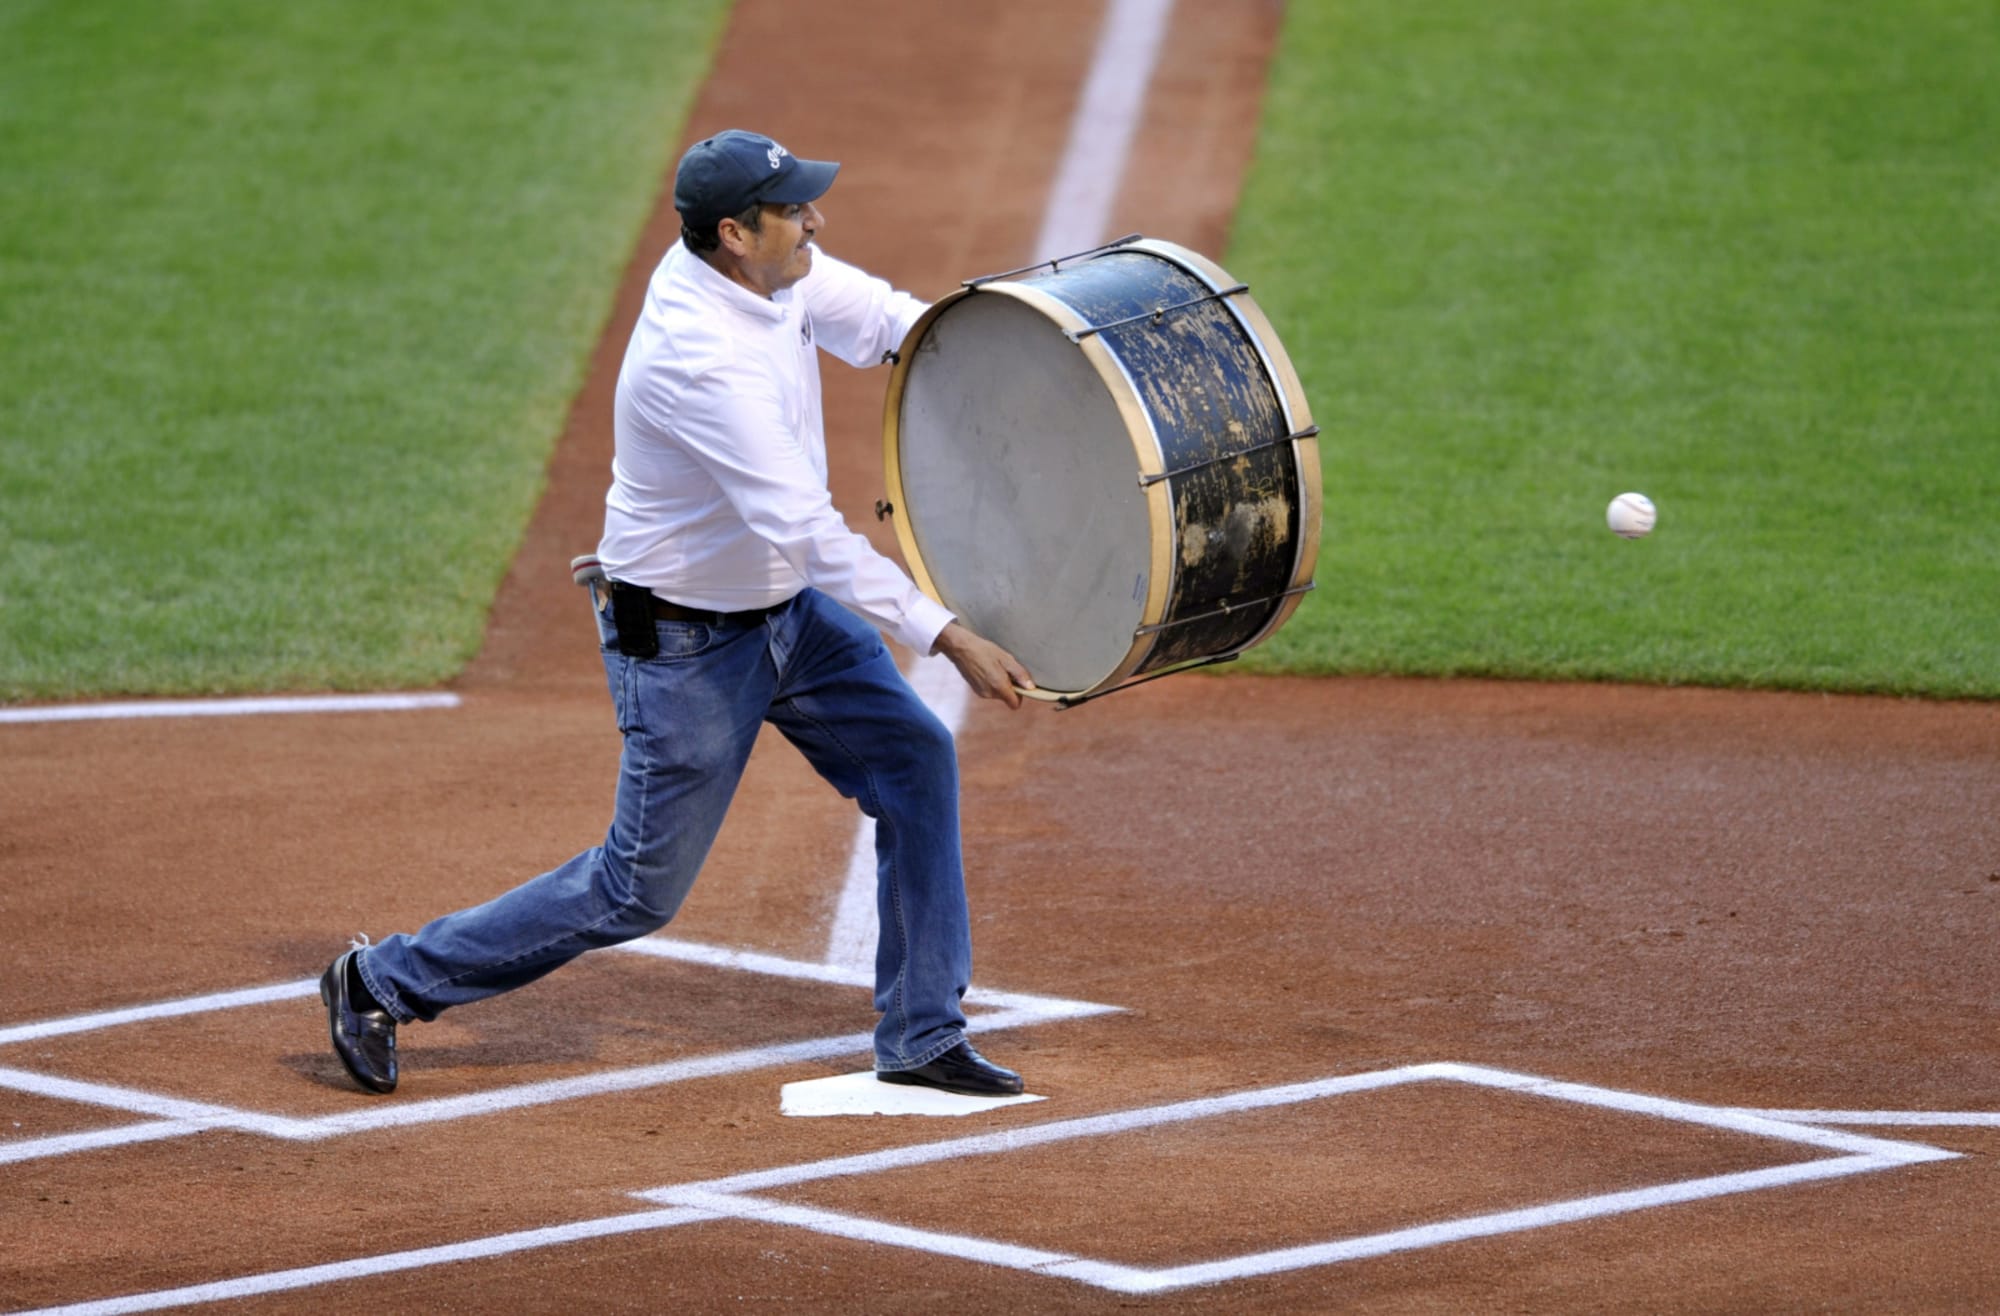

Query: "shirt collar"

xmin=677 ymin=242 xmax=794 ymax=323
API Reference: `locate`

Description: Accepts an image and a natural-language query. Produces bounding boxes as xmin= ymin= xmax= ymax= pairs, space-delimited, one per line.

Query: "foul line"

xmin=821 ymin=651 xmax=969 ymax=974
xmin=825 ymin=0 xmax=1175 ymax=977
xmin=1034 ymin=0 xmax=1177 ymax=261
xmin=0 ymin=693 xmax=461 ymax=724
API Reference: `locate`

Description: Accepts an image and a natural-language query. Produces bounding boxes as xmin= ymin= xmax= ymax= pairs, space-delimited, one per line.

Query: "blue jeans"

xmin=358 ymin=589 xmax=972 ymax=1071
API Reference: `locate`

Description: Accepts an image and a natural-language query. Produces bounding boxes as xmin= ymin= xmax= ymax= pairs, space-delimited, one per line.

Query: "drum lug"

xmin=1138 ymin=426 xmax=1322 ymax=488
xmin=874 ymin=499 xmax=894 ymax=521
xmin=1065 ymin=283 xmax=1250 ymax=343
xmin=1131 ymin=582 xmax=1318 ymax=638
xmin=962 ymin=234 xmax=1146 ymax=288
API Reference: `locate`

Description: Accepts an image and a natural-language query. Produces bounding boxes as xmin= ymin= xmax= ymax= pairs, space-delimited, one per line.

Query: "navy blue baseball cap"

xmin=673 ymin=129 xmax=839 ymax=228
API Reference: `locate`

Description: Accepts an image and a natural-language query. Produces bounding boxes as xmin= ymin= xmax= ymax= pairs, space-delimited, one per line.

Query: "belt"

xmin=645 ymin=592 xmax=789 ymax=627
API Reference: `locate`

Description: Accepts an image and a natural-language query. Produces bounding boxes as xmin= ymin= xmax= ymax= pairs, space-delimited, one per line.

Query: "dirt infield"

xmin=5 ymin=2 xmax=1999 ymax=1311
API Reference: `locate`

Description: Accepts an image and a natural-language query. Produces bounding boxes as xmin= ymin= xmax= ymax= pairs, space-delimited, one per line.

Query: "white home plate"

xmin=782 ymin=1071 xmax=1046 ymax=1118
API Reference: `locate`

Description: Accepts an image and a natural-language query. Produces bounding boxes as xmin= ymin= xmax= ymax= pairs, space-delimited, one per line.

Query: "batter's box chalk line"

xmin=0 ymin=935 xmax=1120 ymax=1167
xmin=10 ymin=1063 xmax=1961 ymax=1316
xmin=637 ymin=1061 xmax=1959 ymax=1296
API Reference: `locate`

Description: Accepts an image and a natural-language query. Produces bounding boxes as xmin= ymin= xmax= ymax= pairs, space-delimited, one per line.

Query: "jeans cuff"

xmin=354 ymin=952 xmax=418 ymax=1026
xmin=878 ymin=1031 xmax=965 ymax=1072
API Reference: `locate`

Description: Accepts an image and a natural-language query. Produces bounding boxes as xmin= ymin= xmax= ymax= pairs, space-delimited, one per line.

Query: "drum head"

xmin=895 ymin=292 xmax=1152 ymax=694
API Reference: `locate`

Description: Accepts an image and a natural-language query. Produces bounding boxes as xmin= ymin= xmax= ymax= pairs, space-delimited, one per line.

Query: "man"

xmin=321 ymin=129 xmax=1035 ymax=1100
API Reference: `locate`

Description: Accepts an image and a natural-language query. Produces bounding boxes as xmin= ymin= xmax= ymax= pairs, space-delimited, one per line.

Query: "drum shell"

xmin=885 ymin=239 xmax=1319 ymax=699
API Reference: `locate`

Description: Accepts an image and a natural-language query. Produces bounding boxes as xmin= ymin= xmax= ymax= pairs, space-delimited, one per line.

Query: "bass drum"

xmin=882 ymin=237 xmax=1320 ymax=704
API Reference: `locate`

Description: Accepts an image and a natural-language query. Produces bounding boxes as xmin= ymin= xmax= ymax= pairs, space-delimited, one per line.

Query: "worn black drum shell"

xmin=883 ymin=238 xmax=1319 ymax=700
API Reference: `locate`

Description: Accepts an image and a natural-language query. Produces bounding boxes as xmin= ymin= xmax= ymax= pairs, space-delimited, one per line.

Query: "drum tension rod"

xmin=1065 ymin=284 xmax=1250 ymax=343
xmin=963 ymin=234 xmax=1146 ymax=288
xmin=1054 ymin=653 xmax=1241 ymax=709
xmin=1132 ymin=583 xmax=1318 ymax=638
xmin=1059 ymin=581 xmax=1319 ymax=705
xmin=1139 ymin=426 xmax=1321 ymax=487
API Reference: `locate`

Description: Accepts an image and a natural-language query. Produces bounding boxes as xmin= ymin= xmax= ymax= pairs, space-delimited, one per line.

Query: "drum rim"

xmin=882 ymin=279 xmax=1174 ymax=700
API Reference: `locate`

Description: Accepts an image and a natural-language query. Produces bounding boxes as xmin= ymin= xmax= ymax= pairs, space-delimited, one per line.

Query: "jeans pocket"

xmin=650 ymin=621 xmax=715 ymax=659
xmin=606 ymin=622 xmax=715 ymax=735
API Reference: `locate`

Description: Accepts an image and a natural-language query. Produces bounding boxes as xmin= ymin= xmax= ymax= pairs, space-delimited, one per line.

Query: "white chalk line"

xmin=824 ymin=812 xmax=884 ymax=975
xmin=823 ymin=0 xmax=1173 ymax=978
xmin=1034 ymin=0 xmax=1177 ymax=262
xmin=4 ymin=960 xmax=1974 ymax=1141
xmin=1070 ymin=1157 xmax=1904 ymax=1295
xmin=305 ymin=1030 xmax=876 ymax=1137
xmin=0 ymin=1119 xmax=220 ymax=1166
xmin=658 ymin=1159 xmax=1899 ymax=1297
xmin=0 ymin=1067 xmax=320 ymax=1141
xmin=631 ymin=1062 xmax=1956 ymax=1296
xmin=0 ymin=979 xmax=322 ymax=1049
xmin=301 ymin=1001 xmax=1107 ymax=1141
xmin=824 ymin=653 xmax=971 ymax=974
xmin=19 ymin=1063 xmax=1957 ymax=1314
xmin=637 ymin=1061 xmax=1953 ymax=1203
xmin=0 ymin=936 xmax=1117 ymax=1164
xmin=0 ymin=692 xmax=461 ymax=724
xmin=649 ymin=1067 xmax=1426 ymax=1199
xmin=12 ymin=1207 xmax=720 ymax=1316
xmin=613 ymin=935 xmax=1117 ymax=1022
xmin=1417 ymin=1062 xmax=1951 ymax=1164
xmin=664 ymin=1186 xmax=1087 ymax=1274
xmin=1724 ymin=1108 xmax=2000 ymax=1128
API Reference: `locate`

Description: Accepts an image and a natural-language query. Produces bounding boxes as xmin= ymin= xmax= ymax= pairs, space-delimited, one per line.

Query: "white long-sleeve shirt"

xmin=599 ymin=241 xmax=954 ymax=655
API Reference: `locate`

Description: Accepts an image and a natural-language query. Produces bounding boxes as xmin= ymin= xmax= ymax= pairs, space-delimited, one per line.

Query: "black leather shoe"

xmin=320 ymin=950 xmax=397 ymax=1094
xmin=878 ymin=1042 xmax=1023 ymax=1097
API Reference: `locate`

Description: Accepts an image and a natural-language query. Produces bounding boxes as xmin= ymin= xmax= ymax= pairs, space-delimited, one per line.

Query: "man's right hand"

xmin=930 ymin=621 xmax=1036 ymax=710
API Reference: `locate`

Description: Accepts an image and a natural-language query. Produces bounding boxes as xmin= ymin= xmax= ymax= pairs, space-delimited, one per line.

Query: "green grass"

xmin=0 ymin=0 xmax=728 ymax=700
xmin=1231 ymin=0 xmax=2000 ymax=696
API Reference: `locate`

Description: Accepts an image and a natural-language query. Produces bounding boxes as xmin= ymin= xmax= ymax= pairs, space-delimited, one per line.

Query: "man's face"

xmin=725 ymin=200 xmax=823 ymax=296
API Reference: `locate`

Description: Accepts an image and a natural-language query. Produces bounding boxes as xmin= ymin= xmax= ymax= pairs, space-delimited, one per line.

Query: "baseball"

xmin=1606 ymin=492 xmax=1657 ymax=539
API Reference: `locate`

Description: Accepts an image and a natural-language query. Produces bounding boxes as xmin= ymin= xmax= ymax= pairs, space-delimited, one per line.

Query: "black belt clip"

xmin=607 ymin=579 xmax=660 ymax=659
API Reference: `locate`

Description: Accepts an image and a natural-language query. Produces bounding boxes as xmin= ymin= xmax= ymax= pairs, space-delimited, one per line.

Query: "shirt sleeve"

xmin=666 ymin=363 xmax=955 ymax=653
xmin=799 ymin=247 xmax=928 ymax=367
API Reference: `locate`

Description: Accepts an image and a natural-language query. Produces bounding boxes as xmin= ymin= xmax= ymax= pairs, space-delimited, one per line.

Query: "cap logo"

xmin=767 ymin=142 xmax=788 ymax=170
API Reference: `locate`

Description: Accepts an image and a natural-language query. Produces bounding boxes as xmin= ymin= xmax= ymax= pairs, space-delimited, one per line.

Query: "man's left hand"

xmin=931 ymin=621 xmax=1036 ymax=709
